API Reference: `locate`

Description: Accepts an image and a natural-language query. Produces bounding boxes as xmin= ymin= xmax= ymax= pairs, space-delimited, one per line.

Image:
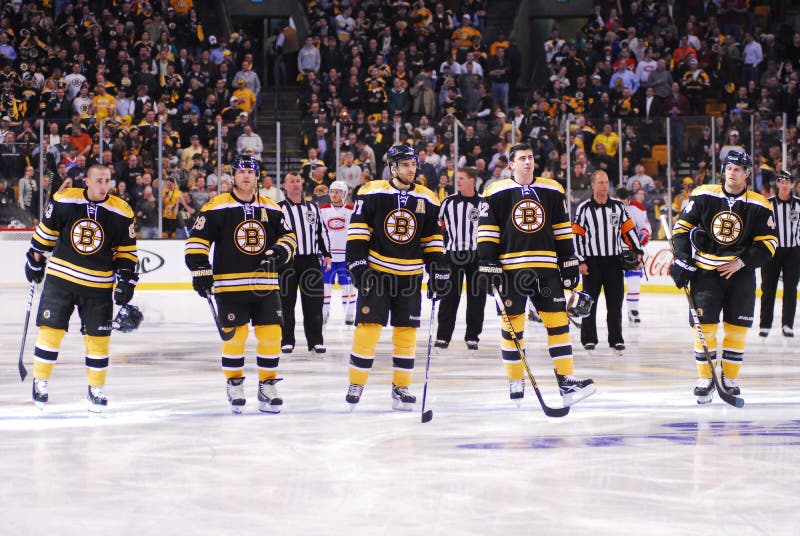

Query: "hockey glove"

xmin=348 ymin=259 xmax=370 ymax=291
xmin=477 ymin=261 xmax=504 ymax=294
xmin=261 ymin=243 xmax=292 ymax=272
xmin=114 ymin=268 xmax=139 ymax=306
xmin=619 ymin=250 xmax=641 ymax=271
xmin=191 ymin=263 xmax=215 ymax=297
xmin=669 ymin=254 xmax=696 ymax=289
xmin=558 ymin=255 xmax=581 ymax=290
xmin=427 ymin=264 xmax=452 ymax=300
xmin=25 ymin=248 xmax=46 ymax=284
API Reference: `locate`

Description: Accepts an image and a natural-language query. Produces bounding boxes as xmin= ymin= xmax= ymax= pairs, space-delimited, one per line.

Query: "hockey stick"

xmin=491 ymin=285 xmax=570 ymax=417
xmin=17 ymin=281 xmax=36 ymax=381
xmin=660 ymin=215 xmax=744 ymax=408
xmin=420 ymin=295 xmax=437 ymax=423
xmin=205 ymin=291 xmax=236 ymax=341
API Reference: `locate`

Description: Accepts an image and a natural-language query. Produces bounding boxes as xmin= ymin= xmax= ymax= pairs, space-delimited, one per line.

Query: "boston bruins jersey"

xmin=477 ymin=177 xmax=574 ymax=271
xmin=673 ymin=185 xmax=777 ymax=271
xmin=185 ymin=192 xmax=297 ymax=296
xmin=31 ymin=188 xmax=137 ymax=295
xmin=347 ymin=180 xmax=445 ymax=276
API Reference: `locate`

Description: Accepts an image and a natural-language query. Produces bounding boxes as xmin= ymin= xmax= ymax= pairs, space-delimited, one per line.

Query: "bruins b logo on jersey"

xmin=710 ymin=211 xmax=743 ymax=244
xmin=384 ymin=208 xmax=417 ymax=244
xmin=71 ymin=218 xmax=104 ymax=254
xmin=234 ymin=220 xmax=267 ymax=255
xmin=511 ymin=199 xmax=545 ymax=233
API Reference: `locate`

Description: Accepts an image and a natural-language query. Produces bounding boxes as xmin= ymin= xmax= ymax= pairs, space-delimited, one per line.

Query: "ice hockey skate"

xmin=509 ymin=379 xmax=524 ymax=407
xmin=346 ymin=383 xmax=364 ymax=410
xmin=391 ymin=384 xmax=416 ymax=411
xmin=759 ymin=328 xmax=769 ymax=338
xmin=628 ymin=310 xmax=641 ymax=326
xmin=583 ymin=343 xmax=596 ymax=352
xmin=557 ymin=374 xmax=596 ymax=406
xmin=721 ymin=374 xmax=740 ymax=396
xmin=433 ymin=340 xmax=448 ymax=355
xmin=312 ymin=344 xmax=326 ymax=356
xmin=32 ymin=379 xmax=48 ymax=409
xmin=466 ymin=340 xmax=479 ymax=352
xmin=87 ymin=385 xmax=107 ymax=413
xmin=613 ymin=343 xmax=625 ymax=356
xmin=258 ymin=378 xmax=283 ymax=413
xmin=281 ymin=345 xmax=294 ymax=354
xmin=783 ymin=326 xmax=794 ymax=338
xmin=226 ymin=377 xmax=246 ymax=413
xmin=694 ymin=377 xmax=714 ymax=404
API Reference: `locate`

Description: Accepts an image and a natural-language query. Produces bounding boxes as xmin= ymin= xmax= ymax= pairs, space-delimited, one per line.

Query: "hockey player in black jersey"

xmin=344 ymin=144 xmax=450 ymax=411
xmin=670 ymin=150 xmax=777 ymax=403
xmin=185 ymin=156 xmax=298 ymax=413
xmin=477 ymin=142 xmax=595 ymax=407
xmin=25 ymin=164 xmax=138 ymax=412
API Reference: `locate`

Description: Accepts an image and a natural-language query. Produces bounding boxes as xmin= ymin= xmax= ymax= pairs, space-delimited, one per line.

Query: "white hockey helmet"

xmin=329 ymin=180 xmax=349 ymax=194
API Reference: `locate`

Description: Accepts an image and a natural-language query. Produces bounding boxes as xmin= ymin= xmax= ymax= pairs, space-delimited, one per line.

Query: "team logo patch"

xmin=314 ymin=184 xmax=329 ymax=197
xmin=305 ymin=210 xmax=317 ymax=224
xmin=70 ymin=218 xmax=104 ymax=254
xmin=710 ymin=211 xmax=743 ymax=245
xmin=511 ymin=199 xmax=545 ymax=233
xmin=505 ymin=299 xmax=513 ymax=307
xmin=610 ymin=213 xmax=620 ymax=226
xmin=384 ymin=208 xmax=417 ymax=244
xmin=227 ymin=313 xmax=235 ymax=321
xmin=791 ymin=210 xmax=799 ymax=223
xmin=43 ymin=310 xmax=50 ymax=319
xmin=467 ymin=207 xmax=479 ymax=223
xmin=233 ymin=220 xmax=267 ymax=255
xmin=362 ymin=306 xmax=370 ymax=314
xmin=327 ymin=217 xmax=346 ymax=231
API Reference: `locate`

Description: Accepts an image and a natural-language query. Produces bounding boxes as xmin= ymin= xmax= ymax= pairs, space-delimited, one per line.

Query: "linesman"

xmin=435 ymin=166 xmax=486 ymax=352
xmin=759 ymin=170 xmax=800 ymax=338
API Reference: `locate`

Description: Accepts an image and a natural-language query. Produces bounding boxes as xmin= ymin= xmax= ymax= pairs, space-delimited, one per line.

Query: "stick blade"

xmin=542 ymin=405 xmax=570 ymax=418
xmin=719 ymin=391 xmax=745 ymax=408
xmin=18 ymin=362 xmax=28 ymax=382
xmin=421 ymin=410 xmax=433 ymax=423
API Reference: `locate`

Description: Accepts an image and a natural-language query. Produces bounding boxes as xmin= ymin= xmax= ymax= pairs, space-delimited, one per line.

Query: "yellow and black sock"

xmin=391 ymin=326 xmax=416 ymax=387
xmin=349 ymin=323 xmax=382 ymax=385
xmin=540 ymin=311 xmax=574 ymax=375
xmin=32 ymin=326 xmax=66 ymax=380
xmin=721 ymin=322 xmax=747 ymax=379
xmin=694 ymin=323 xmax=718 ymax=378
xmin=500 ymin=313 xmax=525 ymax=381
xmin=220 ymin=325 xmax=249 ymax=380
xmin=255 ymin=324 xmax=281 ymax=383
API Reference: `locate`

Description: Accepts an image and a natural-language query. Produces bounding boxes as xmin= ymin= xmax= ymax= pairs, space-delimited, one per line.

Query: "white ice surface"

xmin=1 ymin=288 xmax=799 ymax=535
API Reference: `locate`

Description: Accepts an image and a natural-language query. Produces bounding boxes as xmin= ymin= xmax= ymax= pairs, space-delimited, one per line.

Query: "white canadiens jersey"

xmin=320 ymin=203 xmax=354 ymax=262
xmin=624 ymin=199 xmax=652 ymax=244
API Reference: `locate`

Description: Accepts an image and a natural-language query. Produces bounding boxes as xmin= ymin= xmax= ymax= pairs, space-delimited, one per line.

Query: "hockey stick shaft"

xmin=420 ymin=296 xmax=436 ymax=423
xmin=205 ymin=292 xmax=237 ymax=341
xmin=659 ymin=215 xmax=744 ymax=408
xmin=17 ymin=282 xmax=35 ymax=381
xmin=491 ymin=285 xmax=569 ymax=417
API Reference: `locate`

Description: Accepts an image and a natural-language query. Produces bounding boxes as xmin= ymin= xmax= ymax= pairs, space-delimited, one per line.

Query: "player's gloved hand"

xmin=427 ymin=263 xmax=451 ymax=300
xmin=638 ymin=230 xmax=650 ymax=246
xmin=191 ymin=263 xmax=214 ymax=297
xmin=25 ymin=248 xmax=46 ymax=284
xmin=348 ymin=259 xmax=370 ymax=290
xmin=669 ymin=253 xmax=696 ymax=289
xmin=558 ymin=255 xmax=581 ymax=290
xmin=477 ymin=261 xmax=504 ymax=294
xmin=619 ymin=250 xmax=641 ymax=271
xmin=113 ymin=268 xmax=139 ymax=305
xmin=261 ymin=243 xmax=292 ymax=271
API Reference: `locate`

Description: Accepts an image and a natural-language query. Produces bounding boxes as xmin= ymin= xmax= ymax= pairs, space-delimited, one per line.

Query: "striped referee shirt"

xmin=769 ymin=195 xmax=800 ymax=248
xmin=439 ymin=193 xmax=481 ymax=251
xmin=573 ymin=195 xmax=642 ymax=260
xmin=279 ymin=198 xmax=331 ymax=256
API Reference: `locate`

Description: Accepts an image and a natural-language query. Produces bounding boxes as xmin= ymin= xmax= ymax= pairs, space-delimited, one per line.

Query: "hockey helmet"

xmin=329 ymin=180 xmax=349 ymax=194
xmin=387 ymin=144 xmax=418 ymax=167
xmin=113 ymin=304 xmax=143 ymax=333
xmin=776 ymin=170 xmax=795 ymax=182
xmin=721 ymin=150 xmax=752 ymax=176
xmin=567 ymin=291 xmax=593 ymax=319
xmin=232 ymin=155 xmax=261 ymax=174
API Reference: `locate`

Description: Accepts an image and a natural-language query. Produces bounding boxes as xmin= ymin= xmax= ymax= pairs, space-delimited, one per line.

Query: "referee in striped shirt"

xmin=759 ymin=170 xmax=800 ymax=338
xmin=279 ymin=172 xmax=332 ymax=354
xmin=435 ymin=167 xmax=486 ymax=351
xmin=573 ymin=170 xmax=643 ymax=353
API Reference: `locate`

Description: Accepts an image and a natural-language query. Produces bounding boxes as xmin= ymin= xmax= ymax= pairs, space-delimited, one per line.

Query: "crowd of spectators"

xmin=0 ymin=0 xmax=265 ymax=234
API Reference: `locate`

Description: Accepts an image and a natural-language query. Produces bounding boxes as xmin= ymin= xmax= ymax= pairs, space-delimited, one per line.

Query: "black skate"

xmin=466 ymin=340 xmax=479 ymax=352
xmin=226 ymin=377 xmax=246 ymax=413
xmin=32 ymin=378 xmax=48 ymax=409
xmin=694 ymin=378 xmax=714 ymax=405
xmin=258 ymin=378 xmax=283 ymax=413
xmin=721 ymin=374 xmax=740 ymax=396
xmin=391 ymin=384 xmax=416 ymax=411
xmin=783 ymin=325 xmax=794 ymax=338
xmin=557 ymin=374 xmax=596 ymax=406
xmin=628 ymin=310 xmax=640 ymax=326
xmin=87 ymin=385 xmax=108 ymax=413
xmin=433 ymin=340 xmax=448 ymax=354
xmin=509 ymin=379 xmax=524 ymax=407
xmin=346 ymin=383 xmax=364 ymax=410
xmin=613 ymin=343 xmax=625 ymax=356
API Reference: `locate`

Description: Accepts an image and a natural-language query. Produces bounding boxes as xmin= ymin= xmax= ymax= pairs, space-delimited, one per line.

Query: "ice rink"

xmin=1 ymin=287 xmax=799 ymax=535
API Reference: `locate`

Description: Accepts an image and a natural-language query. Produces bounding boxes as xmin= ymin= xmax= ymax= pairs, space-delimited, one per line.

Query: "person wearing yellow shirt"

xmin=180 ymin=135 xmax=204 ymax=169
xmin=451 ymin=15 xmax=481 ymax=52
xmin=591 ymin=122 xmax=619 ymax=157
xmin=672 ymin=177 xmax=695 ymax=215
xmin=162 ymin=177 xmax=181 ymax=238
xmin=232 ymin=78 xmax=256 ymax=114
xmin=91 ymin=85 xmax=116 ymax=121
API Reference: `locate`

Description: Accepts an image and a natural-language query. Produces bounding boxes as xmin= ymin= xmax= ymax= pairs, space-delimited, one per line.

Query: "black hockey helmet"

xmin=567 ymin=291 xmax=593 ymax=319
xmin=387 ymin=144 xmax=418 ymax=167
xmin=113 ymin=304 xmax=143 ymax=333
xmin=722 ymin=150 xmax=752 ymax=176
xmin=232 ymin=154 xmax=261 ymax=174
xmin=776 ymin=170 xmax=795 ymax=182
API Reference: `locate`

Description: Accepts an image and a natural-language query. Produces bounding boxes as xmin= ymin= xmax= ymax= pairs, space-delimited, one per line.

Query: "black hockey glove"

xmin=348 ymin=259 xmax=370 ymax=291
xmin=261 ymin=243 xmax=292 ymax=272
xmin=427 ymin=264 xmax=451 ymax=300
xmin=114 ymin=269 xmax=139 ymax=306
xmin=669 ymin=253 xmax=696 ymax=289
xmin=619 ymin=250 xmax=641 ymax=271
xmin=191 ymin=263 xmax=214 ymax=297
xmin=25 ymin=248 xmax=46 ymax=284
xmin=477 ymin=261 xmax=504 ymax=294
xmin=558 ymin=255 xmax=581 ymax=290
